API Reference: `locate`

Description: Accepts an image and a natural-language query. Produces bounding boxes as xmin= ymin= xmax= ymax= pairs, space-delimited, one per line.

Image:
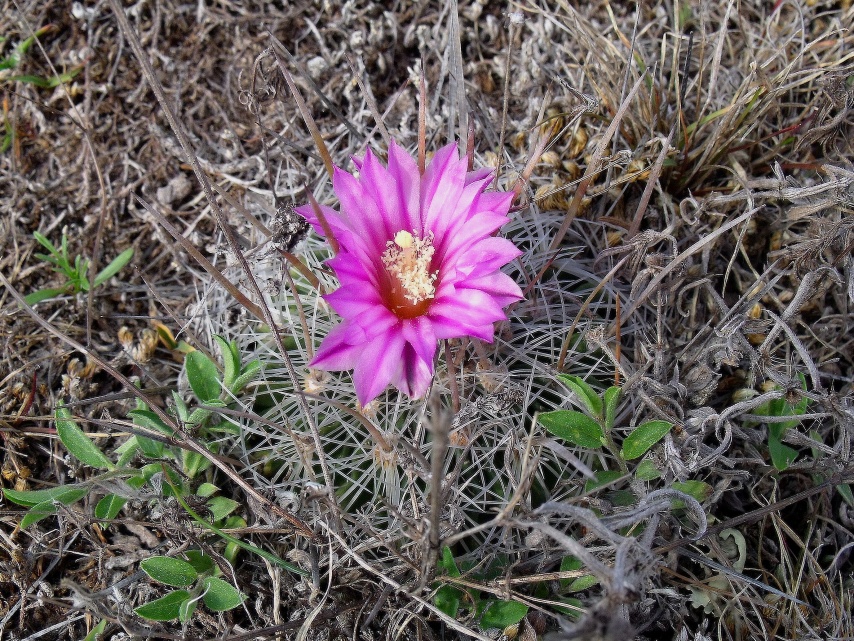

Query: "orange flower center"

xmin=381 ymin=231 xmax=438 ymax=319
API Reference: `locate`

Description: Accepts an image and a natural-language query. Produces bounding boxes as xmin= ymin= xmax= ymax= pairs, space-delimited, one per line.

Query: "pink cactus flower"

xmin=297 ymin=141 xmax=522 ymax=405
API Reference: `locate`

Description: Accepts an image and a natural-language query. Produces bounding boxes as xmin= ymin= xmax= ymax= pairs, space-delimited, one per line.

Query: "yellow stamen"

xmin=381 ymin=231 xmax=438 ymax=317
xmin=394 ymin=230 xmax=414 ymax=249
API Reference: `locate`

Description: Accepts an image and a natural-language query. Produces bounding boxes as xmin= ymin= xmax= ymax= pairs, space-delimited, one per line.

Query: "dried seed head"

xmin=372 ymin=442 xmax=398 ymax=472
xmin=569 ymin=127 xmax=588 ymax=158
xmin=118 ymin=326 xmax=133 ymax=350
xmin=137 ymin=329 xmax=158 ymax=363
xmin=357 ymin=399 xmax=380 ymax=419
xmin=304 ymin=368 xmax=331 ymax=394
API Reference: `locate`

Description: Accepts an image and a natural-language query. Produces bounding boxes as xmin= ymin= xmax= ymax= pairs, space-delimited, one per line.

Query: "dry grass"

xmin=1 ymin=0 xmax=853 ymax=639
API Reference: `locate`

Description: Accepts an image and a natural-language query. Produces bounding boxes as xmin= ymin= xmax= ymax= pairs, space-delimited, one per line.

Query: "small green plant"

xmin=747 ymin=374 xmax=810 ymax=471
xmin=433 ymin=547 xmax=530 ymax=631
xmin=0 ymin=25 xmax=83 ymax=88
xmin=25 ymin=231 xmax=134 ymax=305
xmin=538 ymin=375 xmax=712 ymax=506
xmin=538 ymin=375 xmax=674 ymax=471
xmin=1 ymin=111 xmax=12 ymax=155
xmin=126 ymin=336 xmax=260 ymax=479
xmin=0 ymin=337 xmax=307 ymax=576
xmin=134 ymin=551 xmax=245 ymax=622
xmin=82 ymin=619 xmax=107 ymax=641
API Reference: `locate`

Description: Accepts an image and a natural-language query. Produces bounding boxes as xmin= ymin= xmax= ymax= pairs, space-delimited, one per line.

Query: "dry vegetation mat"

xmin=1 ymin=0 xmax=854 ymax=639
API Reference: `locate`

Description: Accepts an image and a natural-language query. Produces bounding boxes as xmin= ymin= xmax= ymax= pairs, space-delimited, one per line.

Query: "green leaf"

xmin=552 ymin=595 xmax=583 ymax=618
xmin=538 ymin=410 xmax=604 ymax=448
xmin=635 ymin=459 xmax=662 ymax=480
xmin=837 ymin=484 xmax=854 ymax=508
xmin=196 ymin=483 xmax=218 ymax=498
xmin=222 ymin=515 xmax=246 ymax=566
xmin=433 ymin=547 xmax=464 ymax=617
xmin=140 ymin=557 xmax=198 ymax=587
xmin=24 ymin=287 xmax=67 ymax=305
xmin=55 ymin=405 xmax=114 ymax=470
xmin=182 ymin=448 xmax=213 ymax=479
xmin=32 ymin=231 xmax=58 ymax=255
xmin=621 ymin=420 xmax=673 ymax=460
xmin=134 ymin=590 xmax=190 ymax=621
xmin=3 ymin=485 xmax=87 ymax=507
xmin=136 ymin=435 xmax=165 ymax=458
xmin=438 ymin=546 xmax=461 ymax=577
xmin=768 ymin=425 xmax=798 ymax=470
xmin=434 ymin=584 xmax=462 ymax=618
xmin=231 ymin=360 xmax=261 ymax=395
xmin=172 ymin=392 xmax=190 ymax=423
xmin=206 ymin=496 xmax=239 ymax=522
xmin=82 ymin=619 xmax=107 ymax=641
xmin=140 ymin=464 xmax=186 ymax=497
xmin=20 ymin=503 xmax=57 ymax=528
xmin=19 ymin=487 xmax=88 ymax=528
xmin=214 ymin=335 xmax=240 ymax=391
xmin=479 ymin=600 xmax=528 ymax=629
xmin=557 ymin=374 xmax=603 ymax=418
xmin=559 ymin=555 xmax=582 ymax=589
xmin=93 ymin=247 xmax=134 ymax=286
xmin=603 ymin=386 xmax=621 ymax=430
xmin=129 ymin=409 xmax=174 ymax=436
xmin=186 ymin=407 xmax=213 ymax=428
xmin=201 ymin=576 xmax=245 ymax=611
xmin=162 ymin=476 xmax=308 ymax=577
xmin=95 ymin=494 xmax=127 ymax=521
xmin=185 ymin=350 xmax=221 ymax=403
xmin=8 ymin=67 xmax=82 ymax=88
xmin=567 ymin=574 xmax=599 ymax=593
xmin=184 ymin=550 xmax=217 ymax=576
xmin=671 ymin=480 xmax=713 ymax=504
xmin=178 ymin=596 xmax=198 ymax=623
xmin=114 ymin=436 xmax=141 ymax=467
xmin=584 ymin=470 xmax=623 ymax=494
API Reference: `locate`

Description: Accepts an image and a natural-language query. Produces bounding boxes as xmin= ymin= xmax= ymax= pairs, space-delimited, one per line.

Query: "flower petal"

xmin=443 ymin=236 xmax=522 ymax=284
xmin=295 ymin=202 xmax=354 ymax=247
xmin=431 ymin=174 xmax=493 ymax=256
xmin=332 ymin=167 xmax=388 ymax=257
xmin=463 ymin=271 xmax=524 ymax=307
xmin=310 ymin=322 xmax=364 ymax=371
xmin=348 ymin=303 xmax=401 ymax=339
xmin=352 ymin=328 xmax=406 ymax=404
xmin=324 ymin=281 xmax=384 ymax=318
xmin=421 ymin=143 xmax=467 ymax=233
xmin=396 ymin=342 xmax=433 ymax=399
xmin=386 ymin=140 xmax=421 ymax=233
xmin=400 ymin=316 xmax=438 ymax=366
xmin=465 ymin=167 xmax=493 ymax=185
xmin=358 ymin=148 xmax=407 ymax=240
xmin=328 ymin=250 xmax=382 ymax=292
xmin=309 ymin=141 xmax=523 ymax=402
xmin=429 ymin=288 xmax=508 ymax=340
